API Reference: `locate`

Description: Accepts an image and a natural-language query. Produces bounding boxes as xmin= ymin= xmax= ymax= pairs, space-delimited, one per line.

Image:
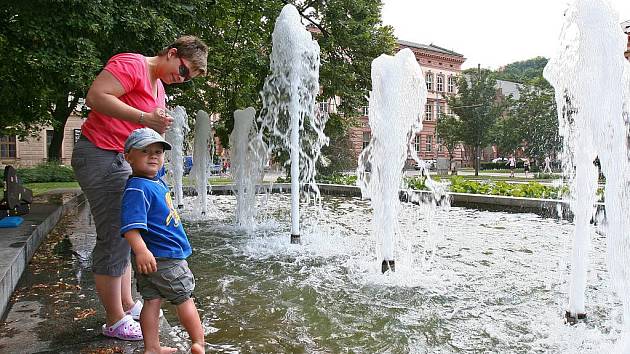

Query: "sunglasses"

xmin=178 ymin=57 xmax=191 ymax=82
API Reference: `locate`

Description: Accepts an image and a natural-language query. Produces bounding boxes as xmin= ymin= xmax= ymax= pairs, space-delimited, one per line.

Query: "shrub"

xmin=317 ymin=173 xmax=357 ymax=186
xmin=448 ymin=176 xmax=568 ymax=200
xmin=1 ymin=163 xmax=76 ymax=183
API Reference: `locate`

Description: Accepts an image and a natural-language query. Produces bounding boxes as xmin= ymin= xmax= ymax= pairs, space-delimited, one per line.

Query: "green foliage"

xmin=494 ymin=57 xmax=549 ymax=84
xmin=534 ymin=172 xmax=556 ymax=179
xmin=435 ymin=114 xmax=462 ymax=160
xmin=0 ymin=163 xmax=76 ymax=184
xmin=447 ymin=176 xmax=568 ymax=199
xmin=447 ymin=68 xmax=506 ymax=175
xmin=317 ymin=173 xmax=357 ymax=185
xmin=510 ymin=79 xmax=560 ymax=164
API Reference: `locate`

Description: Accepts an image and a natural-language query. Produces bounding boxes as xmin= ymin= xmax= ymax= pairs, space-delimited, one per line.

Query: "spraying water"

xmin=257 ymin=4 xmax=328 ymax=243
xmin=231 ymin=107 xmax=266 ymax=231
xmin=191 ymin=109 xmax=213 ymax=215
xmin=356 ymin=48 xmax=427 ymax=272
xmin=544 ymin=0 xmax=630 ymax=345
xmin=165 ymin=106 xmax=189 ymax=209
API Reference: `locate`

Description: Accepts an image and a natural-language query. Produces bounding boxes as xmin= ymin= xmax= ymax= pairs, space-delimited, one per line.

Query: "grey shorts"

xmin=132 ymin=257 xmax=195 ymax=305
xmin=71 ymin=137 xmax=132 ymax=276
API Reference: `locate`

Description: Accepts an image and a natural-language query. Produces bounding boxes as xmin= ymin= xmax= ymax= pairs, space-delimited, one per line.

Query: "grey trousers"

xmin=71 ymin=136 xmax=132 ymax=276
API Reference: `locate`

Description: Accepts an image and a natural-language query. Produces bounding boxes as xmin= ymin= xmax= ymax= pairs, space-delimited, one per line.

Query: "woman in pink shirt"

xmin=71 ymin=35 xmax=207 ymax=341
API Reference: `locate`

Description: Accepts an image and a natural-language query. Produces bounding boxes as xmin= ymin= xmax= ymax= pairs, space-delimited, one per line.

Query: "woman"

xmin=72 ymin=35 xmax=208 ymax=341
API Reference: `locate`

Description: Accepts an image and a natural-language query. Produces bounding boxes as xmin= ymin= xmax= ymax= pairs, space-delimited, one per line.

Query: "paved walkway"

xmin=0 ymin=190 xmax=178 ymax=353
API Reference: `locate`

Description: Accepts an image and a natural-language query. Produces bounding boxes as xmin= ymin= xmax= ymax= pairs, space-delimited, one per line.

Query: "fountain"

xmin=256 ymin=4 xmax=328 ymax=244
xmin=356 ymin=48 xmax=427 ymax=273
xmin=191 ymin=109 xmax=213 ymax=215
xmin=165 ymin=106 xmax=189 ymax=209
xmin=544 ymin=0 xmax=630 ymax=345
xmin=230 ymin=107 xmax=266 ymax=231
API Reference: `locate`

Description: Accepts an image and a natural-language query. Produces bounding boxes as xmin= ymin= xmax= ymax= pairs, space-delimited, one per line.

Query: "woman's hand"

xmin=145 ymin=108 xmax=174 ymax=134
xmin=135 ymin=250 xmax=157 ymax=274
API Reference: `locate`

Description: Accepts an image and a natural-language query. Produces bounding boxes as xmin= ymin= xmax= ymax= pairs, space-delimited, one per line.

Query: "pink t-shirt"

xmin=81 ymin=53 xmax=166 ymax=152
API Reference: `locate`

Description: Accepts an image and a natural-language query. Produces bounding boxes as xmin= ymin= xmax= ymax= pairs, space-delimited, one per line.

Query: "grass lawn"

xmin=25 ymin=182 xmax=80 ymax=196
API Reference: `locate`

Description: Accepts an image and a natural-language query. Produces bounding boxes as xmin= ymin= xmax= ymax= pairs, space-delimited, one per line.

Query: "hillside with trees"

xmin=494 ymin=56 xmax=548 ymax=84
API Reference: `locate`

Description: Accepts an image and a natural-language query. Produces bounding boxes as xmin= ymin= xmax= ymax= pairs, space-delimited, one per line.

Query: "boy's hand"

xmin=135 ymin=250 xmax=157 ymax=274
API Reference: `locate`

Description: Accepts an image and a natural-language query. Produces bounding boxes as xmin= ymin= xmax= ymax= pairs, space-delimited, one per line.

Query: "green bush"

xmin=448 ymin=176 xmax=569 ymax=200
xmin=317 ymin=173 xmax=357 ymax=186
xmin=1 ymin=163 xmax=76 ymax=183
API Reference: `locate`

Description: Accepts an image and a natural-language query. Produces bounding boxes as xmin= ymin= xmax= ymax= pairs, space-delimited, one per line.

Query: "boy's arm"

xmin=124 ymin=229 xmax=157 ymax=274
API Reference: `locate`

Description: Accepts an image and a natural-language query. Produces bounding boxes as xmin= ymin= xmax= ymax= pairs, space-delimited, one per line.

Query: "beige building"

xmin=1 ymin=114 xmax=85 ymax=167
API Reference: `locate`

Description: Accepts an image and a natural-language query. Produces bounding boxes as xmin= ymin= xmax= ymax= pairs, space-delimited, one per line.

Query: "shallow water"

xmin=172 ymin=194 xmax=621 ymax=353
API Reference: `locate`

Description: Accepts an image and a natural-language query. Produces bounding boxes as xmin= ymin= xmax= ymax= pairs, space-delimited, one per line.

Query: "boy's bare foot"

xmin=191 ymin=342 xmax=205 ymax=354
xmin=144 ymin=347 xmax=177 ymax=354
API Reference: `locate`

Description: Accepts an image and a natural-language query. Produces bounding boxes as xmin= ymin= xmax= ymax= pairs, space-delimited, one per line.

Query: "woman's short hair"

xmin=160 ymin=35 xmax=208 ymax=76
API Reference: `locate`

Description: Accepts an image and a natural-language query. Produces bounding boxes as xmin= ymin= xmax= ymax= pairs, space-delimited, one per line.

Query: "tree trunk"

xmin=475 ymin=144 xmax=480 ymax=176
xmin=48 ymin=94 xmax=79 ymax=163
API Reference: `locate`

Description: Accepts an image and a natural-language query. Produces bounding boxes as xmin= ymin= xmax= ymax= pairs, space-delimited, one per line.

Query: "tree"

xmin=0 ymin=0 xmax=205 ymax=162
xmin=490 ymin=110 xmax=522 ymax=157
xmin=494 ymin=56 xmax=548 ymax=84
xmin=510 ymin=77 xmax=559 ymax=165
xmin=435 ymin=113 xmax=462 ymax=171
xmin=446 ymin=68 xmax=505 ymax=176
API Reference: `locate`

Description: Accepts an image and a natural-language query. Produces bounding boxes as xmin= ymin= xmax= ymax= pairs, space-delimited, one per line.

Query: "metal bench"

xmin=1 ymin=165 xmax=33 ymax=216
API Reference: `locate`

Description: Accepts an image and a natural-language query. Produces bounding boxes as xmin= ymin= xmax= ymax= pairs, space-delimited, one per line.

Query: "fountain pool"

xmin=165 ymin=193 xmax=622 ymax=353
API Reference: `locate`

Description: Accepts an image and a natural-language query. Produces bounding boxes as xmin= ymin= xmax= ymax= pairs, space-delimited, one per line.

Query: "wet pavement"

xmin=0 ymin=194 xmax=178 ymax=354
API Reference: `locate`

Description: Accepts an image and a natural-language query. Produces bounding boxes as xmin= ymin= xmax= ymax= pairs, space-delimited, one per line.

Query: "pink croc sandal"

xmin=101 ymin=315 xmax=143 ymax=341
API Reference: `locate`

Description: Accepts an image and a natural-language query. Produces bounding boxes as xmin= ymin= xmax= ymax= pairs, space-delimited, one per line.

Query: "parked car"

xmin=491 ymin=157 xmax=508 ymax=163
xmin=209 ymin=164 xmax=222 ymax=174
xmin=182 ymin=156 xmax=221 ymax=175
xmin=183 ymin=156 xmax=193 ymax=175
xmin=414 ymin=159 xmax=436 ymax=170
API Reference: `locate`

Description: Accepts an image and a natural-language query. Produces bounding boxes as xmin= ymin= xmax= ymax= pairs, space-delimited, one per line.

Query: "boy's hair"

xmin=159 ymin=35 xmax=208 ymax=76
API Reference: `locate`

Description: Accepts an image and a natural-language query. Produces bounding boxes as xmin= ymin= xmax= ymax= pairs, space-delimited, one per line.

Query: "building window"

xmin=436 ymin=75 xmax=444 ymax=92
xmin=437 ymin=136 xmax=443 ymax=152
xmin=319 ymin=101 xmax=329 ymax=113
xmin=425 ymin=135 xmax=433 ymax=152
xmin=413 ymin=135 xmax=421 ymax=152
xmin=73 ymin=129 xmax=82 ymax=144
xmin=362 ymin=106 xmax=369 ymax=116
xmin=0 ymin=135 xmax=17 ymax=158
xmin=437 ymin=103 xmax=445 ymax=119
xmin=447 ymin=76 xmax=455 ymax=93
xmin=46 ymin=130 xmax=54 ymax=157
xmin=425 ymin=72 xmax=433 ymax=91
xmin=425 ymin=104 xmax=433 ymax=121
xmin=362 ymin=132 xmax=371 ymax=150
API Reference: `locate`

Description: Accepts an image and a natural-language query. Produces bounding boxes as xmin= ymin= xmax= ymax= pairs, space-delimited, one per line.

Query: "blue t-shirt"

xmin=120 ymin=175 xmax=192 ymax=259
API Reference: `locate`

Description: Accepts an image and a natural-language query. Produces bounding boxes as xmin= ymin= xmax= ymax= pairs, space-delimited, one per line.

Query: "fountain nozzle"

xmin=381 ymin=260 xmax=395 ymax=273
xmin=564 ymin=311 xmax=586 ymax=325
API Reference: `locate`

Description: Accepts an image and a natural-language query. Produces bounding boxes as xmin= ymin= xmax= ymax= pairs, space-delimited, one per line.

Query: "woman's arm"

xmin=85 ymin=70 xmax=173 ymax=133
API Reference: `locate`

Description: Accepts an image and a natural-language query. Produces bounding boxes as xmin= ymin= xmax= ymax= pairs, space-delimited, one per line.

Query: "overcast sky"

xmin=381 ymin=0 xmax=630 ymax=69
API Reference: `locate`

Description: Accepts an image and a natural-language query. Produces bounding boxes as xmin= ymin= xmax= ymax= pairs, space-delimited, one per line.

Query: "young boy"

xmin=121 ymin=128 xmax=205 ymax=354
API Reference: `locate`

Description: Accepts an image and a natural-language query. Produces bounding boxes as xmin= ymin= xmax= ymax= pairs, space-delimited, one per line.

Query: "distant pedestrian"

xmin=523 ymin=157 xmax=530 ymax=178
xmin=508 ymin=155 xmax=516 ymax=178
xmin=544 ymin=156 xmax=553 ymax=173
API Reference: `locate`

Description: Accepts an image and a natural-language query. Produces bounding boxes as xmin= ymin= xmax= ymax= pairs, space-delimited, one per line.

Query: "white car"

xmin=491 ymin=157 xmax=508 ymax=163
